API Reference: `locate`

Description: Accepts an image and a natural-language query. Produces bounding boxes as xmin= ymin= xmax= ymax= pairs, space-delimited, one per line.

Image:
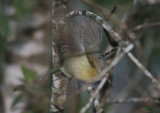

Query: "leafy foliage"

xmin=21 ymin=65 xmax=36 ymax=84
xmin=0 ymin=2 xmax=10 ymax=37
xmin=11 ymin=92 xmax=25 ymax=108
xmin=142 ymin=106 xmax=160 ymax=113
xmin=12 ymin=65 xmax=49 ymax=113
xmin=13 ymin=0 xmax=35 ymax=17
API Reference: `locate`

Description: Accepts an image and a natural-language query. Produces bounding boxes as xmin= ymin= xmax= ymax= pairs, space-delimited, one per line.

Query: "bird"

xmin=58 ymin=17 xmax=111 ymax=83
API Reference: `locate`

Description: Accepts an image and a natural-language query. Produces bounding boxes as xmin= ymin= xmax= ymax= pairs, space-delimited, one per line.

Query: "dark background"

xmin=0 ymin=0 xmax=160 ymax=113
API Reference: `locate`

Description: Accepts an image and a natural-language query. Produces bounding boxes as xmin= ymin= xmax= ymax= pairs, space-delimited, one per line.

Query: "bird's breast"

xmin=61 ymin=55 xmax=98 ymax=82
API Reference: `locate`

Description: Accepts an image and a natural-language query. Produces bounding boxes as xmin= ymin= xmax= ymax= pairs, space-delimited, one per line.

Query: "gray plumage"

xmin=61 ymin=18 xmax=103 ymax=58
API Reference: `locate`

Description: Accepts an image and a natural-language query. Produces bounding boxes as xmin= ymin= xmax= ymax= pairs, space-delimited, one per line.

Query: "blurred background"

xmin=0 ymin=0 xmax=51 ymax=113
xmin=0 ymin=0 xmax=160 ymax=113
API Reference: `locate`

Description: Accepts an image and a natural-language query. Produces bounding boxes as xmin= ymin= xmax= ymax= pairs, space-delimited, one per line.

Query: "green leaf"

xmin=0 ymin=10 xmax=10 ymax=37
xmin=11 ymin=92 xmax=25 ymax=108
xmin=142 ymin=106 xmax=160 ymax=113
xmin=21 ymin=65 xmax=36 ymax=83
xmin=13 ymin=0 xmax=35 ymax=17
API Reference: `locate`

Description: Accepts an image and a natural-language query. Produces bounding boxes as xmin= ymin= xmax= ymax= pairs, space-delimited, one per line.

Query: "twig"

xmin=94 ymin=44 xmax=134 ymax=82
xmin=80 ymin=75 xmax=108 ymax=113
xmin=94 ymin=100 xmax=104 ymax=113
xmin=99 ymin=47 xmax=118 ymax=59
xmin=82 ymin=0 xmax=121 ymax=26
xmin=37 ymin=68 xmax=60 ymax=81
xmin=107 ymin=14 xmax=156 ymax=113
xmin=88 ymin=87 xmax=103 ymax=113
xmin=81 ymin=1 xmax=143 ymax=57
xmin=66 ymin=84 xmax=91 ymax=102
xmin=80 ymin=44 xmax=134 ymax=113
xmin=126 ymin=52 xmax=160 ymax=91
xmin=118 ymin=35 xmax=154 ymax=99
xmin=106 ymin=98 xmax=160 ymax=104
xmin=134 ymin=0 xmax=160 ymax=5
xmin=82 ymin=0 xmax=142 ymax=54
xmin=133 ymin=22 xmax=160 ymax=32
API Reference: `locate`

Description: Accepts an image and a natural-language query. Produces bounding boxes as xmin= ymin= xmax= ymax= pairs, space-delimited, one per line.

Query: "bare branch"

xmin=106 ymin=98 xmax=160 ymax=104
xmin=80 ymin=75 xmax=108 ymax=113
xmin=134 ymin=0 xmax=160 ymax=5
xmin=88 ymin=87 xmax=103 ymax=113
xmin=82 ymin=0 xmax=121 ymax=26
xmin=133 ymin=22 xmax=160 ymax=32
xmin=126 ymin=52 xmax=160 ymax=91
xmin=95 ymin=44 xmax=134 ymax=81
xmin=94 ymin=100 xmax=104 ymax=113
xmin=80 ymin=44 xmax=134 ymax=113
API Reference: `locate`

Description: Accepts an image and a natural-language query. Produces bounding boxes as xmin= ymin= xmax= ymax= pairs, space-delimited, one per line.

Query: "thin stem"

xmin=80 ymin=44 xmax=134 ymax=113
xmin=106 ymin=98 xmax=160 ymax=104
xmin=127 ymin=52 xmax=160 ymax=90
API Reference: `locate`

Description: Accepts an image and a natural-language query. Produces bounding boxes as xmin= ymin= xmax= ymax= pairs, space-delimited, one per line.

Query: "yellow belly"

xmin=61 ymin=55 xmax=98 ymax=82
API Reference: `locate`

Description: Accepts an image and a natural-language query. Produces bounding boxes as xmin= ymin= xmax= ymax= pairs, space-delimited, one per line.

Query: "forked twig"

xmin=80 ymin=75 xmax=109 ymax=113
xmin=80 ymin=44 xmax=134 ymax=113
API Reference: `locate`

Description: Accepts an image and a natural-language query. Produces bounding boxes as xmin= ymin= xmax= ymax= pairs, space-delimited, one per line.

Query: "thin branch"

xmin=126 ymin=52 xmax=160 ymax=91
xmin=88 ymin=87 xmax=103 ymax=113
xmin=80 ymin=75 xmax=108 ymax=113
xmin=82 ymin=0 xmax=121 ymax=26
xmin=116 ymin=35 xmax=154 ymax=100
xmin=99 ymin=47 xmax=118 ymax=59
xmin=80 ymin=44 xmax=134 ymax=113
xmin=132 ymin=22 xmax=160 ymax=32
xmin=106 ymin=98 xmax=160 ymax=104
xmin=65 ymin=84 xmax=91 ymax=102
xmin=81 ymin=1 xmax=143 ymax=57
xmin=134 ymin=0 xmax=160 ymax=5
xmin=94 ymin=100 xmax=104 ymax=113
xmin=94 ymin=44 xmax=134 ymax=82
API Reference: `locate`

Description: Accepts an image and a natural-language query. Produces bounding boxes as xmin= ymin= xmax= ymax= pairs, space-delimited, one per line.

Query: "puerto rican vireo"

xmin=58 ymin=18 xmax=111 ymax=83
